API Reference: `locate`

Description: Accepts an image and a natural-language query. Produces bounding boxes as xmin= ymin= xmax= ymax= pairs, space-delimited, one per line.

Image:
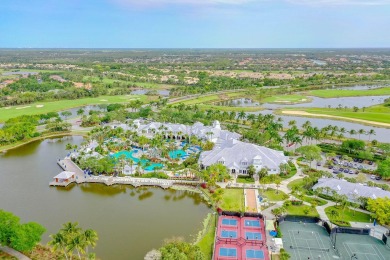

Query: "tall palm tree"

xmin=368 ymin=129 xmax=376 ymax=141
xmin=83 ymin=229 xmax=98 ymax=254
xmin=49 ymin=233 xmax=69 ymax=260
xmin=358 ymin=129 xmax=366 ymax=140
xmin=329 ymin=209 xmax=339 ymax=228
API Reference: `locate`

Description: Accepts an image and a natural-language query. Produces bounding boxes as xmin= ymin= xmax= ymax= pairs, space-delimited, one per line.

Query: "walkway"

xmin=0 ymin=245 xmax=31 ymax=260
xmin=244 ymin=189 xmax=258 ymax=213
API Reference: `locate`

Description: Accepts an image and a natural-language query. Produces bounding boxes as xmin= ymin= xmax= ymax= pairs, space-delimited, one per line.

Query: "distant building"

xmin=110 ymin=120 xmax=241 ymax=143
xmin=199 ymin=139 xmax=288 ymax=175
xmin=313 ymin=178 xmax=390 ymax=203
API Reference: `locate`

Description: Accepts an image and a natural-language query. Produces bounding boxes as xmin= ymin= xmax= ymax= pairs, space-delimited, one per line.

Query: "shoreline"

xmin=0 ymin=131 xmax=88 ymax=153
xmin=279 ymin=110 xmax=390 ymax=129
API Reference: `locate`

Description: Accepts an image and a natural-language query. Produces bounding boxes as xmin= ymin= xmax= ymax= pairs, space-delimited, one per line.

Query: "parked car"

xmin=370 ymin=175 xmax=376 ymax=180
xmin=317 ymin=162 xmax=321 ymax=166
xmin=375 ymin=176 xmax=382 ymax=180
xmin=358 ymin=159 xmax=363 ymax=163
xmin=339 ymin=167 xmax=344 ymax=172
xmin=368 ymin=161 xmax=373 ymax=165
xmin=332 ymin=170 xmax=338 ymax=174
xmin=349 ymin=170 xmax=354 ymax=174
xmin=344 ymin=169 xmax=349 ymax=173
xmin=343 ymin=162 xmax=348 ymax=166
xmin=328 ymin=165 xmax=334 ymax=169
xmin=358 ymin=165 xmax=363 ymax=170
xmin=348 ymin=162 xmax=353 ymax=167
xmin=353 ymin=158 xmax=358 ymax=162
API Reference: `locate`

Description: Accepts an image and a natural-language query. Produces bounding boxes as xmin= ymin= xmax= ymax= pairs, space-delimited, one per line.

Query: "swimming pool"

xmin=113 ymin=150 xmax=163 ymax=171
xmin=169 ymin=149 xmax=187 ymax=159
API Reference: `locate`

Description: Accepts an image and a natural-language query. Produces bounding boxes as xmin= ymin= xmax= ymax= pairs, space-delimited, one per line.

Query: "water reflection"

xmin=0 ymin=137 xmax=210 ymax=260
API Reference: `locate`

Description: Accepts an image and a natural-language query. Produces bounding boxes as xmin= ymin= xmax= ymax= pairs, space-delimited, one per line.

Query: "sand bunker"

xmin=100 ymin=99 xmax=108 ymax=102
xmin=282 ymin=110 xmax=390 ymax=128
xmin=16 ymin=106 xmax=31 ymax=110
xmin=36 ymin=105 xmax=44 ymax=108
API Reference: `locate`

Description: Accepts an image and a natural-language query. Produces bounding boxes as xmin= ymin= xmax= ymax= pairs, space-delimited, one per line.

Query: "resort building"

xmin=313 ymin=178 xmax=390 ymax=203
xmin=111 ymin=120 xmax=241 ymax=143
xmin=199 ymin=139 xmax=288 ymax=175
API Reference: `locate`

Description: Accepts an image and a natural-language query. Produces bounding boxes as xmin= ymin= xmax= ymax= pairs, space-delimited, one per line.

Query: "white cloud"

xmin=111 ymin=0 xmax=255 ymax=6
xmin=110 ymin=0 xmax=390 ymax=7
xmin=286 ymin=0 xmax=390 ymax=5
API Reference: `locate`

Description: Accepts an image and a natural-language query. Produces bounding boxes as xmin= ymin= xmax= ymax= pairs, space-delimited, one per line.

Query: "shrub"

xmin=291 ymin=200 xmax=303 ymax=206
xmin=276 ymin=226 xmax=283 ymax=238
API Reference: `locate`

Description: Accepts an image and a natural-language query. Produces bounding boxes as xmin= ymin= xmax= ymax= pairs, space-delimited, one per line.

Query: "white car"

xmin=370 ymin=175 xmax=376 ymax=180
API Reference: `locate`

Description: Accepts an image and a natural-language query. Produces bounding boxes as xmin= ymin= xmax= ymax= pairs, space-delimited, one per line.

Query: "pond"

xmin=263 ymin=95 xmax=389 ymax=109
xmin=0 ymin=136 xmax=210 ymax=260
xmin=248 ymin=110 xmax=390 ymax=143
xmin=131 ymin=89 xmax=170 ymax=96
xmin=214 ymin=98 xmax=260 ymax=107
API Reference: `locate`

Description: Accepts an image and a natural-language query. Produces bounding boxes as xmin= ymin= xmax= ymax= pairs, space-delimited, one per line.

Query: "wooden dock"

xmin=50 ymin=158 xmax=201 ymax=188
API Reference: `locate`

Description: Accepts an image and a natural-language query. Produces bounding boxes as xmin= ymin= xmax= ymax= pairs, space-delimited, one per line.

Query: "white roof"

xmin=199 ymin=139 xmax=288 ymax=170
xmin=53 ymin=171 xmax=75 ymax=179
xmin=313 ymin=178 xmax=390 ymax=200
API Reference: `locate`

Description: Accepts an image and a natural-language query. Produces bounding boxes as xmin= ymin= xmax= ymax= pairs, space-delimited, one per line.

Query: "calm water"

xmin=248 ymin=110 xmax=390 ymax=143
xmin=214 ymin=98 xmax=260 ymax=107
xmin=0 ymin=136 xmax=210 ymax=259
xmin=263 ymin=95 xmax=389 ymax=109
xmin=131 ymin=89 xmax=170 ymax=96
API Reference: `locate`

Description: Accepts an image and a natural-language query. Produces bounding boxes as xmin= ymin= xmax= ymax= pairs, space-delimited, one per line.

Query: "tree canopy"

xmin=159 ymin=238 xmax=205 ymax=260
xmin=366 ymin=197 xmax=390 ymax=225
xmin=0 ymin=209 xmax=45 ymax=252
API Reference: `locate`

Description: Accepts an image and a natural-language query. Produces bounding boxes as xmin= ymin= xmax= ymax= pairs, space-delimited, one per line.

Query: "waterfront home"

xmin=199 ymin=139 xmax=288 ymax=175
xmin=313 ymin=178 xmax=390 ymax=203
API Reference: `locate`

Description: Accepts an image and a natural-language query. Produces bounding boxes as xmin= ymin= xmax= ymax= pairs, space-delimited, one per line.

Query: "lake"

xmin=0 ymin=136 xmax=210 ymax=259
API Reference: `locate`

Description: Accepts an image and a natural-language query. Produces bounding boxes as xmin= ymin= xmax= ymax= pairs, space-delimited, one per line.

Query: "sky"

xmin=0 ymin=0 xmax=389 ymax=48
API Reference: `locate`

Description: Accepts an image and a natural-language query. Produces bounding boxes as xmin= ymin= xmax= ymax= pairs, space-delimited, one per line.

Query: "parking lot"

xmin=306 ymin=155 xmax=388 ymax=185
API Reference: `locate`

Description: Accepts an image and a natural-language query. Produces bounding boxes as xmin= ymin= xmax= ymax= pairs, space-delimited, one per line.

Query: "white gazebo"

xmin=53 ymin=171 xmax=75 ymax=183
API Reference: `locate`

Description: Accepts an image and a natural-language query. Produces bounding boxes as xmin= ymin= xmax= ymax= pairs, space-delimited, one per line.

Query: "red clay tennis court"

xmin=213 ymin=214 xmax=269 ymax=260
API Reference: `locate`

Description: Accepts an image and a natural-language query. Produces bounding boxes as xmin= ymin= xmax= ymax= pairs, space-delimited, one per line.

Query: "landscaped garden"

xmin=285 ymin=204 xmax=319 ymax=217
xmin=325 ymin=205 xmax=372 ymax=227
xmin=261 ymin=188 xmax=288 ymax=201
xmin=236 ymin=175 xmax=255 ymax=184
xmin=220 ymin=189 xmax=244 ymax=211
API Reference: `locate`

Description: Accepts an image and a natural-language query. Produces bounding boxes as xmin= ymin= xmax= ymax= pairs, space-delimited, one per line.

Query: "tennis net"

xmin=290 ymin=246 xmax=330 ymax=252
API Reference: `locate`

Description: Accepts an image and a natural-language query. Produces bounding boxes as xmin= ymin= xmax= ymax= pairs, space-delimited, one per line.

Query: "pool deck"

xmin=50 ymin=157 xmax=201 ymax=188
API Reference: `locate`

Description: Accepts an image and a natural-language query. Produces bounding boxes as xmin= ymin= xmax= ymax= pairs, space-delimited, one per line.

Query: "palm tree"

xmin=349 ymin=129 xmax=357 ymax=138
xmin=368 ymin=129 xmax=376 ymax=141
xmin=49 ymin=233 xmax=69 ymax=260
xmin=329 ymin=209 xmax=339 ymax=228
xmin=358 ymin=129 xmax=366 ymax=140
xmin=83 ymin=229 xmax=98 ymax=254
xmin=67 ymin=235 xmax=85 ymax=260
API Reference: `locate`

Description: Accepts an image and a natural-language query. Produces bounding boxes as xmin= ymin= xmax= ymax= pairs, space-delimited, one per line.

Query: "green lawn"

xmin=263 ymin=94 xmax=310 ymax=104
xmin=236 ymin=176 xmax=255 ymax=184
xmin=296 ymin=195 xmax=327 ymax=206
xmin=171 ymin=92 xmax=245 ymax=105
xmin=287 ymin=179 xmax=305 ymax=191
xmin=309 ymin=87 xmax=390 ymax=98
xmin=197 ymin=213 xmax=217 ymax=259
xmin=325 ymin=205 xmax=372 ymax=226
xmin=0 ymin=95 xmax=146 ymax=122
xmin=261 ymin=188 xmax=288 ymax=201
xmin=287 ymin=104 xmax=390 ymax=125
xmin=285 ymin=204 xmax=319 ymax=217
xmin=220 ymin=189 xmax=244 ymax=211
